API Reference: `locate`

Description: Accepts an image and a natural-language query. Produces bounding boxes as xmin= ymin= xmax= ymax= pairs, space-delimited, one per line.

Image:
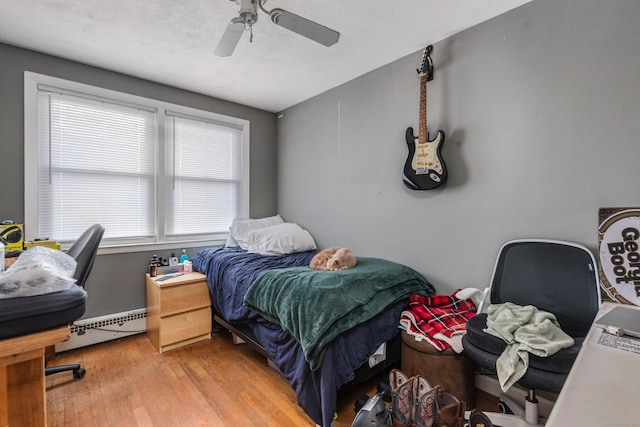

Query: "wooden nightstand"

xmin=145 ymin=272 xmax=211 ymax=353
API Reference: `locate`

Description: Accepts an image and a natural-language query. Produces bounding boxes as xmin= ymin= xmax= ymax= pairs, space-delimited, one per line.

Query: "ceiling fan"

xmin=214 ymin=0 xmax=340 ymax=57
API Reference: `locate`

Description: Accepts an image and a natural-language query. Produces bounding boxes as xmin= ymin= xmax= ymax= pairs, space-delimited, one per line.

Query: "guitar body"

xmin=403 ymin=126 xmax=447 ymax=190
xmin=403 ymin=45 xmax=447 ymax=191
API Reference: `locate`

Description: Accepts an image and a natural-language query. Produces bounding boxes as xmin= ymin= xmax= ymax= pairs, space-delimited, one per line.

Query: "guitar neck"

xmin=418 ymin=73 xmax=428 ymax=144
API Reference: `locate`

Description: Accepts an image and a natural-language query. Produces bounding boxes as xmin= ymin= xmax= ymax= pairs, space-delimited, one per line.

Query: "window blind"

xmin=165 ymin=113 xmax=242 ymax=237
xmin=37 ymin=88 xmax=156 ymax=243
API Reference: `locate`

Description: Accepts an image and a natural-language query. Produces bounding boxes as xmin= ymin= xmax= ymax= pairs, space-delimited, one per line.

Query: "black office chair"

xmin=462 ymin=239 xmax=601 ymax=426
xmin=45 ymin=224 xmax=105 ymax=379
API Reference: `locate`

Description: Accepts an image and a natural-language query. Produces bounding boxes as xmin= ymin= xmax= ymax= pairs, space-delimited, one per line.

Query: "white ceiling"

xmin=0 ymin=0 xmax=531 ymax=112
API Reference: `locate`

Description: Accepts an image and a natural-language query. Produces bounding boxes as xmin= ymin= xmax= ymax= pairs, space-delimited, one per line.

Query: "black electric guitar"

xmin=403 ymin=45 xmax=447 ymax=190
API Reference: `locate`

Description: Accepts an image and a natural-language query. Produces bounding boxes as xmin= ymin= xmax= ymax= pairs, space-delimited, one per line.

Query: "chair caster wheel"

xmin=73 ymin=368 xmax=86 ymax=379
xmin=498 ymin=400 xmax=514 ymax=414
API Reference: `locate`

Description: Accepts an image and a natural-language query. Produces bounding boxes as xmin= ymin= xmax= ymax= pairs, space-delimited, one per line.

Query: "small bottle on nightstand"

xmin=149 ymin=255 xmax=159 ymax=277
xmin=169 ymin=252 xmax=179 ymax=266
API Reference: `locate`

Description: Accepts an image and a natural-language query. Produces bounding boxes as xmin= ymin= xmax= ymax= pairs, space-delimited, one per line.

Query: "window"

xmin=24 ymin=72 xmax=249 ymax=251
xmin=164 ymin=113 xmax=243 ymax=237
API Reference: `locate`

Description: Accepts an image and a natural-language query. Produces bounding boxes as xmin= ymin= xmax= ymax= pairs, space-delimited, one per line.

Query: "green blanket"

xmin=243 ymin=257 xmax=434 ymax=370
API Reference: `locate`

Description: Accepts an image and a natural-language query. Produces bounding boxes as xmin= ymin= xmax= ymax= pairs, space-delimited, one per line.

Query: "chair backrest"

xmin=489 ymin=239 xmax=601 ymax=337
xmin=66 ymin=224 xmax=105 ymax=287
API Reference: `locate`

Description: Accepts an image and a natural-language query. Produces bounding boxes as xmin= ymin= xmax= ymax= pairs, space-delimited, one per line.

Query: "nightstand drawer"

xmin=160 ymin=280 xmax=209 ymax=316
xmin=159 ymin=306 xmax=212 ymax=347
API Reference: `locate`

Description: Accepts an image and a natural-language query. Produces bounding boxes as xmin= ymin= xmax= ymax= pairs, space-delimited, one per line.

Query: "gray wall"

xmin=0 ymin=43 xmax=278 ymax=318
xmin=277 ymin=0 xmax=640 ymax=293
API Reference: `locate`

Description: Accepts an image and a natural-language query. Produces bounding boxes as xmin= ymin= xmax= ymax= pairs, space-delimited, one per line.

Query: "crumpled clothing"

xmin=485 ymin=302 xmax=574 ymax=392
xmin=400 ymin=289 xmax=477 ymax=353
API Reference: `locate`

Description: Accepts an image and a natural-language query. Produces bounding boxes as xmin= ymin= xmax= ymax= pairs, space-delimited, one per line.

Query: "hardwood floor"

xmin=46 ymin=331 xmax=365 ymax=426
xmin=46 ymin=331 xmax=498 ymax=426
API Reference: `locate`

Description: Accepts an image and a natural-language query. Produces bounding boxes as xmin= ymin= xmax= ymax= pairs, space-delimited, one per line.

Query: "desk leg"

xmin=0 ymin=366 xmax=7 ymax=427
xmin=0 ymin=326 xmax=69 ymax=426
xmin=0 ymin=350 xmax=46 ymax=426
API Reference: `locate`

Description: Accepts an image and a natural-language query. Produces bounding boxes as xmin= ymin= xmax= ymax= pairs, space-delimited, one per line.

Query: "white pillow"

xmin=228 ymin=215 xmax=284 ymax=249
xmin=246 ymin=223 xmax=317 ymax=256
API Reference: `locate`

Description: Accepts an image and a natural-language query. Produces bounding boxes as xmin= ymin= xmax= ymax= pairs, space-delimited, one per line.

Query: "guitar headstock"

xmin=416 ymin=45 xmax=434 ymax=81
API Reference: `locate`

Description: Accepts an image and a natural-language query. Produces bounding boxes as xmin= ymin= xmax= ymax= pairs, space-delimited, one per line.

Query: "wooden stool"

xmin=400 ymin=329 xmax=476 ymax=406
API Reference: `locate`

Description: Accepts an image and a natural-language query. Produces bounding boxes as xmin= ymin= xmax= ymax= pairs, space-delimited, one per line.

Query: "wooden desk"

xmin=2 ymin=257 xmax=17 ymax=269
xmin=545 ymin=302 xmax=640 ymax=426
xmin=0 ymin=326 xmax=70 ymax=426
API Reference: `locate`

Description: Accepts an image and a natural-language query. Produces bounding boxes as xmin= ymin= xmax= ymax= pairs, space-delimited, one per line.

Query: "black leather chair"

xmin=462 ymin=239 xmax=601 ymax=425
xmin=45 ymin=224 xmax=105 ymax=379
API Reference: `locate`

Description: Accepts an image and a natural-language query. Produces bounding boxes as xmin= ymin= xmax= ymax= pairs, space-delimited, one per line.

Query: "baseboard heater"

xmin=55 ymin=308 xmax=147 ymax=352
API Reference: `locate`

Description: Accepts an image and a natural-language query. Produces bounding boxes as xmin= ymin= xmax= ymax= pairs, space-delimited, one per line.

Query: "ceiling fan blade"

xmin=214 ymin=18 xmax=245 ymax=57
xmin=269 ymin=9 xmax=339 ymax=47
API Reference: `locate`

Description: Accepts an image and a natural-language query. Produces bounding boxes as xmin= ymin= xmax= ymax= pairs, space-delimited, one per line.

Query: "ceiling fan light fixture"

xmin=239 ymin=0 xmax=258 ymax=23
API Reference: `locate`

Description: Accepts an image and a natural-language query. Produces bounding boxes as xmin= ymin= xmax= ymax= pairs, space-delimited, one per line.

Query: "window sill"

xmin=96 ymin=239 xmax=226 ymax=255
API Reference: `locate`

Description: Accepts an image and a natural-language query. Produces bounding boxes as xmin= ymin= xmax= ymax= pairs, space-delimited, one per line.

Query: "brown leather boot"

xmin=390 ymin=369 xmax=414 ymax=426
xmin=468 ymin=409 xmax=494 ymax=427
xmin=414 ymin=385 xmax=438 ymax=427
xmin=434 ymin=390 xmax=465 ymax=427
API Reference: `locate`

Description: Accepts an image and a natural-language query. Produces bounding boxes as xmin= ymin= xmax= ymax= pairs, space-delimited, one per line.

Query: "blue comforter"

xmin=193 ymin=247 xmax=314 ymax=322
xmin=192 ymin=247 xmax=433 ymax=427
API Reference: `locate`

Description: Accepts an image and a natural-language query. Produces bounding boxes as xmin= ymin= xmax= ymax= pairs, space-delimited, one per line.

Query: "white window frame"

xmin=24 ymin=72 xmax=250 ymax=254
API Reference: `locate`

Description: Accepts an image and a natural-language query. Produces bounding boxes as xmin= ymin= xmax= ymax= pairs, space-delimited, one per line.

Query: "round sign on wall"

xmin=599 ymin=207 xmax=640 ymax=306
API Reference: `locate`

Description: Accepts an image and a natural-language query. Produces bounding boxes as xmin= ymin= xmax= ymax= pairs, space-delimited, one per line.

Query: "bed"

xmin=192 ymin=244 xmax=434 ymax=427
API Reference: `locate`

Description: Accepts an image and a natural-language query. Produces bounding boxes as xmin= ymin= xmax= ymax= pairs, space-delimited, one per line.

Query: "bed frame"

xmin=212 ymin=312 xmax=401 ymax=386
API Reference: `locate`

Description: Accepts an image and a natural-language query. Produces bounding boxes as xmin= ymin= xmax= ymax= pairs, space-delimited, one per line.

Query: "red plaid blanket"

xmin=400 ymin=289 xmax=477 ymax=352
